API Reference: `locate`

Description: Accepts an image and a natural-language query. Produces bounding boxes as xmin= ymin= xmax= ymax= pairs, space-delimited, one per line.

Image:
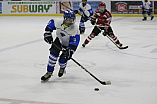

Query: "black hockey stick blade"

xmin=51 ymin=42 xmax=111 ymax=85
xmin=119 ymin=46 xmax=128 ymax=49
xmin=100 ymin=81 xmax=111 ymax=85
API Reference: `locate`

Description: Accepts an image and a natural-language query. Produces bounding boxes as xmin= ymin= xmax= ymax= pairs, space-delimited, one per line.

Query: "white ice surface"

xmin=0 ymin=16 xmax=157 ymax=104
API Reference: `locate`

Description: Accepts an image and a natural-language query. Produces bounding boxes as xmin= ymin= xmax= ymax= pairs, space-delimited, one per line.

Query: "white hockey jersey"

xmin=141 ymin=0 xmax=152 ymax=10
xmin=78 ymin=3 xmax=93 ymax=17
xmin=46 ymin=19 xmax=80 ymax=47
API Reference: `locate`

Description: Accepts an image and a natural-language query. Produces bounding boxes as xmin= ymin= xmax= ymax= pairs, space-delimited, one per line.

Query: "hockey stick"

xmin=60 ymin=1 xmax=89 ymax=19
xmin=51 ymin=42 xmax=111 ymax=85
xmin=95 ymin=24 xmax=128 ymax=49
xmin=60 ymin=1 xmax=73 ymax=11
xmin=106 ymin=35 xmax=128 ymax=49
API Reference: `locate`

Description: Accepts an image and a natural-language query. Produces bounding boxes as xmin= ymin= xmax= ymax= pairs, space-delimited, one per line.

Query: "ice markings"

xmin=150 ymin=48 xmax=157 ymax=53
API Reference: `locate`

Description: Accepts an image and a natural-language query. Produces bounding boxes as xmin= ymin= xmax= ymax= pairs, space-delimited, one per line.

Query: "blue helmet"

xmin=63 ymin=10 xmax=76 ymax=26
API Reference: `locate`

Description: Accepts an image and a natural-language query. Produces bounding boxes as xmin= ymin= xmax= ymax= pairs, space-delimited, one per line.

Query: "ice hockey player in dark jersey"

xmin=82 ymin=2 xmax=123 ymax=48
xmin=41 ymin=10 xmax=80 ymax=81
xmin=74 ymin=0 xmax=93 ymax=34
xmin=141 ymin=0 xmax=154 ymax=21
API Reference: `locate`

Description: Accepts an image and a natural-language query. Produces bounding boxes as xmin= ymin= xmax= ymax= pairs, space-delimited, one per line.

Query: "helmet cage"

xmin=99 ymin=2 xmax=106 ymax=13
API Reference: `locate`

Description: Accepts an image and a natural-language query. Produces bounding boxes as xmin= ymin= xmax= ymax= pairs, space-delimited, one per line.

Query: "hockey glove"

xmin=82 ymin=16 xmax=88 ymax=22
xmin=104 ymin=26 xmax=109 ymax=30
xmin=91 ymin=18 xmax=96 ymax=25
xmin=44 ymin=32 xmax=53 ymax=44
xmin=102 ymin=31 xmax=107 ymax=36
xmin=102 ymin=30 xmax=108 ymax=36
xmin=64 ymin=48 xmax=74 ymax=60
xmin=102 ymin=26 xmax=109 ymax=36
xmin=74 ymin=10 xmax=78 ymax=14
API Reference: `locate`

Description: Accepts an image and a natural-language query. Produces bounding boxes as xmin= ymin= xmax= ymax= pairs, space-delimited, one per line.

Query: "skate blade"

xmin=41 ymin=79 xmax=50 ymax=83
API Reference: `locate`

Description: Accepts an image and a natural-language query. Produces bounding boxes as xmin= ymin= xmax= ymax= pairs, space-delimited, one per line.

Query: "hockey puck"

xmin=94 ymin=88 xmax=99 ymax=91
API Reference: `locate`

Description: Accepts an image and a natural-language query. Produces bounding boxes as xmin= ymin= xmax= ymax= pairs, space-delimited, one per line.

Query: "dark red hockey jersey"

xmin=93 ymin=9 xmax=112 ymax=27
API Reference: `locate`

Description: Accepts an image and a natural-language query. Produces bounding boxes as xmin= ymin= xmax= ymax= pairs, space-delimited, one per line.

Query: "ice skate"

xmin=58 ymin=68 xmax=66 ymax=77
xmin=142 ymin=17 xmax=147 ymax=21
xmin=151 ymin=16 xmax=154 ymax=20
xmin=82 ymin=43 xmax=86 ymax=47
xmin=79 ymin=29 xmax=85 ymax=34
xmin=118 ymin=43 xmax=128 ymax=49
xmin=118 ymin=43 xmax=123 ymax=47
xmin=41 ymin=72 xmax=53 ymax=82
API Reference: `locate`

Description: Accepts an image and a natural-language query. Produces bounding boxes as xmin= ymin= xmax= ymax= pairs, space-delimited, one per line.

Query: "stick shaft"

xmin=51 ymin=42 xmax=107 ymax=85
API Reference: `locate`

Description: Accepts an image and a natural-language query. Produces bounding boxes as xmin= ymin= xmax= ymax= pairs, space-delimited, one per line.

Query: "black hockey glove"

xmin=102 ymin=31 xmax=107 ymax=36
xmin=44 ymin=32 xmax=53 ymax=44
xmin=91 ymin=18 xmax=96 ymax=25
xmin=103 ymin=30 xmax=108 ymax=36
xmin=74 ymin=10 xmax=78 ymax=14
xmin=64 ymin=48 xmax=74 ymax=60
xmin=82 ymin=16 xmax=89 ymax=22
xmin=149 ymin=9 xmax=152 ymax=12
xmin=102 ymin=26 xmax=109 ymax=36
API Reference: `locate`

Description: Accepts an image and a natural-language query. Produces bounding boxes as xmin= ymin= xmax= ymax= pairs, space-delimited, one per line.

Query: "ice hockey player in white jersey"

xmin=141 ymin=0 xmax=154 ymax=21
xmin=74 ymin=0 xmax=93 ymax=34
xmin=41 ymin=10 xmax=80 ymax=81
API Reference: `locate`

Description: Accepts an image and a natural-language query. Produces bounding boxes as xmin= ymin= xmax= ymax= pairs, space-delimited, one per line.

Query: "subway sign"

xmin=3 ymin=1 xmax=56 ymax=14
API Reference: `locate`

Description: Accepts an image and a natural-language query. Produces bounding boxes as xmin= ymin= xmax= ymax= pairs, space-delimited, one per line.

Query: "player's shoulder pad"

xmin=69 ymin=24 xmax=80 ymax=36
xmin=94 ymin=9 xmax=101 ymax=16
xmin=106 ymin=10 xmax=111 ymax=13
xmin=85 ymin=3 xmax=92 ymax=10
xmin=47 ymin=19 xmax=55 ymax=26
xmin=106 ymin=10 xmax=112 ymax=17
xmin=46 ymin=19 xmax=56 ymax=30
xmin=53 ymin=18 xmax=63 ymax=28
xmin=79 ymin=3 xmax=91 ymax=10
xmin=148 ymin=1 xmax=151 ymax=4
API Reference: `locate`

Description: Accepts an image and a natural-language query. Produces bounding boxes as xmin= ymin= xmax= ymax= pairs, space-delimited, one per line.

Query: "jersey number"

xmin=73 ymin=37 xmax=76 ymax=43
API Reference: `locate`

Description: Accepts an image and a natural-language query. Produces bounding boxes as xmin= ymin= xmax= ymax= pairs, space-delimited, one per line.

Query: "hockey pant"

xmin=47 ymin=38 xmax=67 ymax=72
xmin=142 ymin=10 xmax=153 ymax=17
xmin=84 ymin=26 xmax=120 ymax=45
xmin=79 ymin=16 xmax=88 ymax=31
